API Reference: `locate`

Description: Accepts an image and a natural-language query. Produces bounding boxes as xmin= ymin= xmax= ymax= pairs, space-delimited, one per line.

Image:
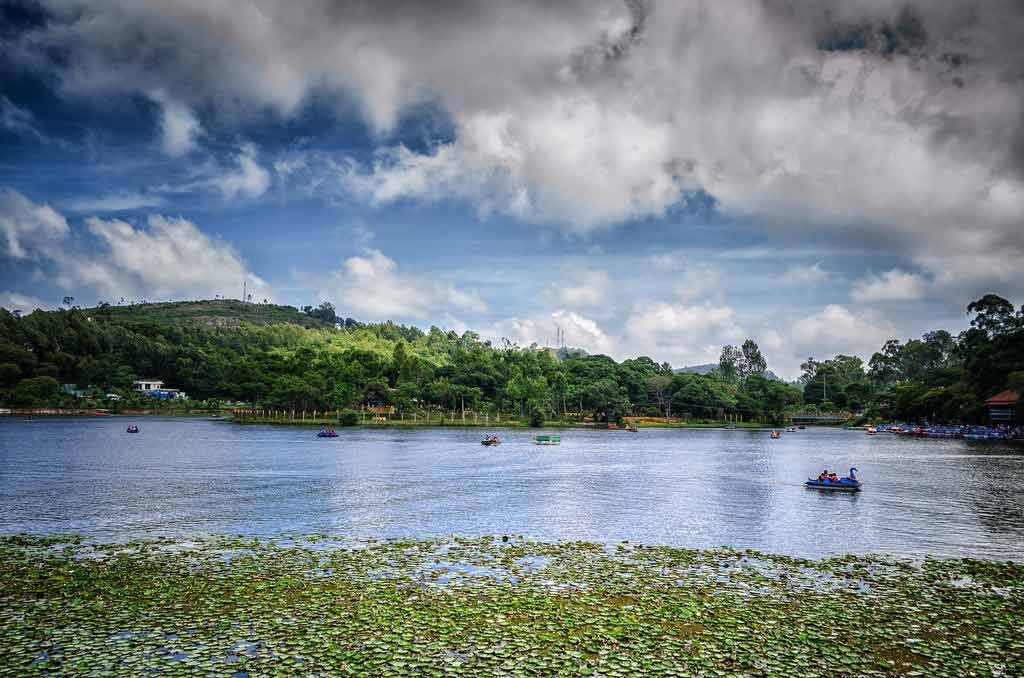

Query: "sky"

xmin=1 ymin=0 xmax=1023 ymax=379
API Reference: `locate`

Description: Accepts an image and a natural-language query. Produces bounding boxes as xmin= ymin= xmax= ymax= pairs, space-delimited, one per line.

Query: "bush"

xmin=338 ymin=410 xmax=360 ymax=426
xmin=529 ymin=407 xmax=545 ymax=427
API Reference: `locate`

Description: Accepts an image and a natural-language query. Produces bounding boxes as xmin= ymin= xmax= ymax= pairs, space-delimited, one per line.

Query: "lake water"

xmin=1 ymin=418 xmax=1023 ymax=560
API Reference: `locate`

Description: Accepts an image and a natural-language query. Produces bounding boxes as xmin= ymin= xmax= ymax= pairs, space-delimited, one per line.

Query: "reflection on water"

xmin=1 ymin=418 xmax=1022 ymax=560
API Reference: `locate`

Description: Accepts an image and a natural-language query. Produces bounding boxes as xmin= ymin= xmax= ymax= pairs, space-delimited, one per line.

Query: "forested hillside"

xmin=0 ymin=295 xmax=1021 ymax=425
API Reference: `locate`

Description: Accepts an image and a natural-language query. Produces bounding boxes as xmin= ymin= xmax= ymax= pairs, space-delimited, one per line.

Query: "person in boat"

xmin=817 ymin=470 xmax=828 ymax=481
xmin=828 ymin=472 xmax=839 ymax=482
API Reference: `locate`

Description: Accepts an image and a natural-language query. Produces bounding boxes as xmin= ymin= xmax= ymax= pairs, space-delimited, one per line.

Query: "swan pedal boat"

xmin=805 ymin=478 xmax=861 ymax=491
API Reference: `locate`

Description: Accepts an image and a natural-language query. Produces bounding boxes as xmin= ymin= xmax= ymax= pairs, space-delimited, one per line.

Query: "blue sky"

xmin=2 ymin=0 xmax=1023 ymax=378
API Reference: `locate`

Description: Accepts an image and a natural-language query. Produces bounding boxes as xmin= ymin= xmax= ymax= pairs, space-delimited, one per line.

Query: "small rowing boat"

xmin=481 ymin=436 xmax=501 ymax=446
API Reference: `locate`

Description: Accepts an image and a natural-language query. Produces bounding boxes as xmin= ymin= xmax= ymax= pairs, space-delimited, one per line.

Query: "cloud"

xmin=789 ymin=304 xmax=896 ymax=363
xmin=65 ymin=192 xmax=166 ymax=213
xmin=623 ymin=302 xmax=744 ymax=367
xmin=486 ymin=309 xmax=615 ymax=354
xmin=73 ymin=215 xmax=272 ymax=301
xmin=7 ymin=0 xmax=1024 ymax=318
xmin=851 ymin=269 xmax=928 ymax=303
xmin=673 ymin=263 xmax=723 ymax=303
xmin=782 ymin=262 xmax=830 ymax=285
xmin=213 ymin=145 xmax=271 ymax=199
xmin=0 ymin=188 xmax=270 ymax=304
xmin=545 ymin=265 xmax=611 ymax=308
xmin=0 ymin=188 xmax=69 ymax=259
xmin=0 ymin=291 xmax=55 ymax=314
xmin=0 ymin=96 xmax=49 ymax=143
xmin=149 ymin=91 xmax=201 ymax=156
xmin=320 ymin=249 xmax=486 ymax=321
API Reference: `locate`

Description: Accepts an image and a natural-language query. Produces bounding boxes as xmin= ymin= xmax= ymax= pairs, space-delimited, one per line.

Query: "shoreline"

xmin=3 ymin=534 xmax=1020 ymax=675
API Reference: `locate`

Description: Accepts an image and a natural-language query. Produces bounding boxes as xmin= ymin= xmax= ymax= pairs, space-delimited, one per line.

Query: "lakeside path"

xmin=2 ymin=535 xmax=1021 ymax=676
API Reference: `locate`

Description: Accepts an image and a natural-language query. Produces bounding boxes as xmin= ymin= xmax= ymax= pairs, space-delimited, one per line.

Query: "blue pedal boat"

xmin=805 ymin=478 xmax=861 ymax=491
xmin=806 ymin=468 xmax=861 ymax=491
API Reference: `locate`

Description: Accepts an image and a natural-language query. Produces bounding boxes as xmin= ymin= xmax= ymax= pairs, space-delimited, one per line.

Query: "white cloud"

xmin=74 ymin=215 xmax=272 ymax=301
xmin=321 ymin=249 xmax=486 ymax=321
xmin=65 ymin=192 xmax=165 ymax=212
xmin=789 ymin=304 xmax=896 ymax=363
xmin=851 ymin=269 xmax=928 ymax=303
xmin=545 ymin=265 xmax=611 ymax=308
xmin=0 ymin=188 xmax=271 ymax=304
xmin=486 ymin=309 xmax=615 ymax=354
xmin=623 ymin=302 xmax=744 ymax=367
xmin=673 ymin=263 xmax=723 ymax=303
xmin=0 ymin=291 xmax=55 ymax=314
xmin=0 ymin=188 xmax=69 ymax=259
xmin=782 ymin=262 xmax=830 ymax=285
xmin=214 ymin=145 xmax=271 ymax=199
xmin=150 ymin=92 xmax=201 ymax=156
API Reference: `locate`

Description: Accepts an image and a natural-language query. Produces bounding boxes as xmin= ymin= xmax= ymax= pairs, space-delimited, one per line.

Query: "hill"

xmin=82 ymin=299 xmax=332 ymax=329
xmin=675 ymin=363 xmax=717 ymax=375
xmin=677 ymin=363 xmax=783 ymax=381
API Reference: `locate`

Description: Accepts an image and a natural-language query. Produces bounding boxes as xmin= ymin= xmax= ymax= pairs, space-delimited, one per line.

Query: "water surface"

xmin=1 ymin=418 xmax=1022 ymax=560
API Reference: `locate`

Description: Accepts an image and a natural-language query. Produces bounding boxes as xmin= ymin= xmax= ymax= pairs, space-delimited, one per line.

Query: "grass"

xmin=1 ymin=535 xmax=1021 ymax=676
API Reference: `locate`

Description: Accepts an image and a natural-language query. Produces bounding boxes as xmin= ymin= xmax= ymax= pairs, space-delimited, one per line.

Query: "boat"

xmin=625 ymin=425 xmax=639 ymax=433
xmin=317 ymin=428 xmax=338 ymax=438
xmin=126 ymin=425 xmax=139 ymax=433
xmin=770 ymin=431 xmax=781 ymax=439
xmin=806 ymin=467 xmax=861 ymax=492
xmin=786 ymin=427 xmax=797 ymax=433
xmin=534 ymin=434 xmax=561 ymax=446
xmin=866 ymin=427 xmax=878 ymax=435
xmin=481 ymin=436 xmax=501 ymax=446
xmin=798 ymin=425 xmax=806 ymax=430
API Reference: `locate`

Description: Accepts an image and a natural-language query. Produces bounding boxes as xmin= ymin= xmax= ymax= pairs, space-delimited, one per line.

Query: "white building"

xmin=132 ymin=379 xmax=164 ymax=392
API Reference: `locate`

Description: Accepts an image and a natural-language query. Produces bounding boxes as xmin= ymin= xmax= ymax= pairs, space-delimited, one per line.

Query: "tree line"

xmin=0 ymin=294 xmax=1020 ymax=425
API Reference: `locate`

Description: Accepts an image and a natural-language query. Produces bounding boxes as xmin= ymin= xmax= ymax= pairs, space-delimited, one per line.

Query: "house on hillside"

xmin=131 ymin=379 xmax=187 ymax=400
xmin=985 ymin=389 xmax=1019 ymax=425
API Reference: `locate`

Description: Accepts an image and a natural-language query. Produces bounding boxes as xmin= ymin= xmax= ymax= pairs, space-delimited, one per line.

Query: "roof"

xmin=985 ymin=389 xmax=1020 ymax=406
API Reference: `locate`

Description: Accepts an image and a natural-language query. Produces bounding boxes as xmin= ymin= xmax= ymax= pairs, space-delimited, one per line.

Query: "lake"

xmin=1 ymin=418 xmax=1022 ymax=560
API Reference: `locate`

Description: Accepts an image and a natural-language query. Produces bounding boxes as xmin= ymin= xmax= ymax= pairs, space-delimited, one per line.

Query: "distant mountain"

xmin=675 ymin=363 xmax=717 ymax=375
xmin=676 ymin=363 xmax=783 ymax=381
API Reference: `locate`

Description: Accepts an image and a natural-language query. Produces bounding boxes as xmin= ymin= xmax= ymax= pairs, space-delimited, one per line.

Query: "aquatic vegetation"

xmin=1 ymin=535 xmax=1021 ymax=676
